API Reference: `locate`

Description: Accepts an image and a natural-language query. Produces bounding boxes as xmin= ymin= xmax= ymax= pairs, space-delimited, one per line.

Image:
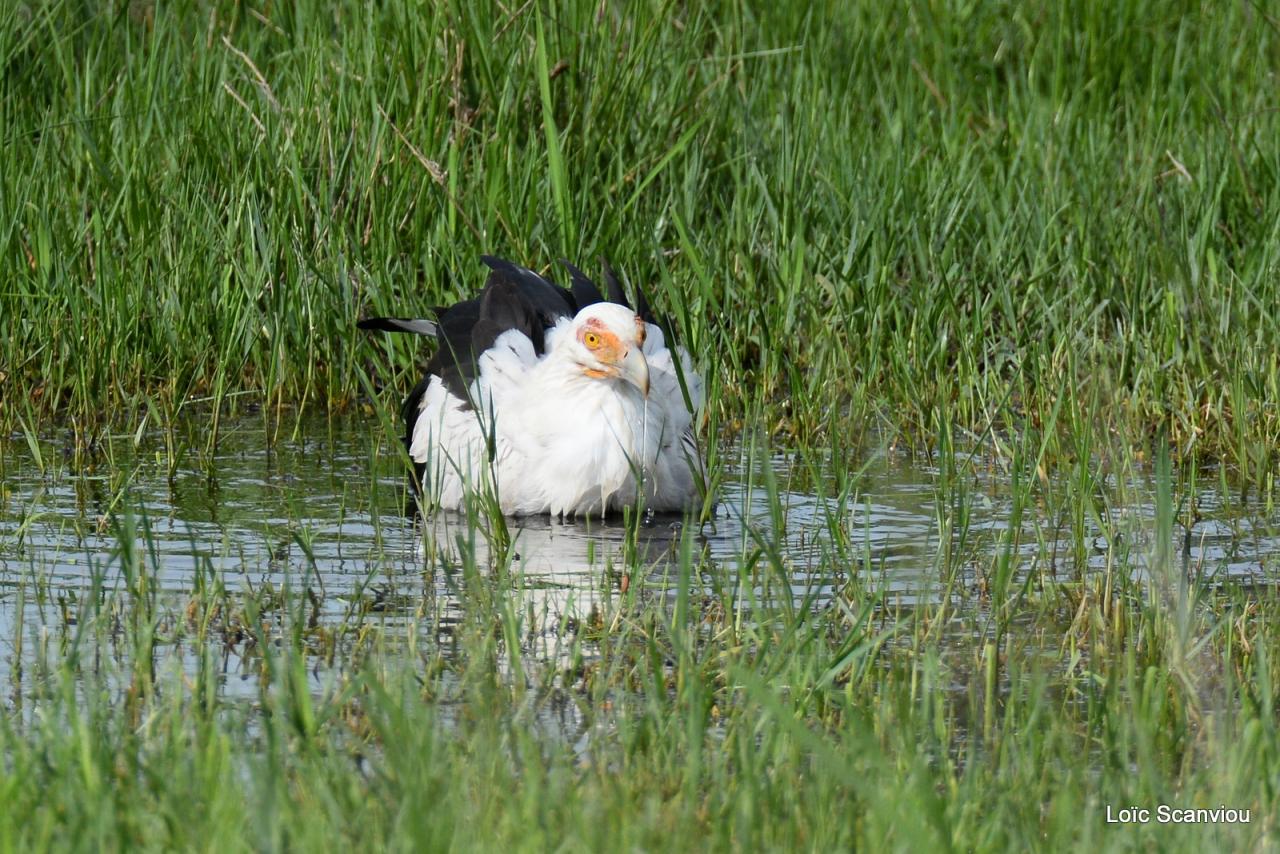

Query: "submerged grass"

xmin=1 ymin=429 xmax=1279 ymax=850
xmin=3 ymin=0 xmax=1280 ymax=850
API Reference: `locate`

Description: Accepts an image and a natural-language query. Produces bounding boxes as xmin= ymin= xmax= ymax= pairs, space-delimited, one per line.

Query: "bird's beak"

xmin=618 ymin=347 xmax=650 ymax=397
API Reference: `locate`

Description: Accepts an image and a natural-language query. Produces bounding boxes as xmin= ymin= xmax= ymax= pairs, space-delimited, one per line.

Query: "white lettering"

xmin=1106 ymin=805 xmax=1150 ymax=823
xmin=1154 ymin=805 xmax=1251 ymax=823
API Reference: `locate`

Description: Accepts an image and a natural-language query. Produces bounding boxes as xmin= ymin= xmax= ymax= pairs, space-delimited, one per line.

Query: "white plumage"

xmin=361 ymin=258 xmax=705 ymax=517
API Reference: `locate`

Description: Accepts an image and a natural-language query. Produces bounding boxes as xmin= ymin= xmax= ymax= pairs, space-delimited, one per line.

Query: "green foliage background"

xmin=4 ymin=0 xmax=1278 ymax=467
xmin=2 ymin=2 xmax=1280 ymax=850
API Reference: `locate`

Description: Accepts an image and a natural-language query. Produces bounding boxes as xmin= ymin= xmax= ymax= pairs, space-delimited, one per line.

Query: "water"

xmin=2 ymin=417 xmax=1280 ymax=701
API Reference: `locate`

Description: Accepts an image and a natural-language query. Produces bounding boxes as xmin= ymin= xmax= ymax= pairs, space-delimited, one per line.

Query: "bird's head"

xmin=566 ymin=303 xmax=649 ymax=396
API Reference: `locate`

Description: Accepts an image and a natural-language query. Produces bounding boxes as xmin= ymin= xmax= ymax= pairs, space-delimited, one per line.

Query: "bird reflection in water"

xmin=417 ymin=509 xmax=694 ymax=655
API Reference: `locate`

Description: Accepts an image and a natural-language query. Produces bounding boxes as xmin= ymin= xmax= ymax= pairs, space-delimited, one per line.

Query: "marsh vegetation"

xmin=3 ymin=0 xmax=1279 ymax=849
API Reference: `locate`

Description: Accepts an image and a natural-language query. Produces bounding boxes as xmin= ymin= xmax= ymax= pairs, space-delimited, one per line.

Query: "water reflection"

xmin=421 ymin=511 xmax=685 ymax=643
xmin=2 ymin=418 xmax=1280 ymax=698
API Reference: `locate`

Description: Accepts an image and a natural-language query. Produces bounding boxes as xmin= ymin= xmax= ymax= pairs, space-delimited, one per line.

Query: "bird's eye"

xmin=584 ymin=332 xmax=600 ymax=348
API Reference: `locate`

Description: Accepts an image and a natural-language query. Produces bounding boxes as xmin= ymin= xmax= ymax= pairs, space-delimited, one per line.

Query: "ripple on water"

xmin=2 ymin=419 xmax=1279 ymax=697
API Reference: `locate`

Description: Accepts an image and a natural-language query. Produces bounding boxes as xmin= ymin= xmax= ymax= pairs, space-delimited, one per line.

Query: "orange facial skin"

xmin=580 ymin=317 xmax=628 ymax=378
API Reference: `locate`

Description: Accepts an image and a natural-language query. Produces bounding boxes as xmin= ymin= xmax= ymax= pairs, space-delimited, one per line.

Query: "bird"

xmin=359 ymin=256 xmax=705 ymax=517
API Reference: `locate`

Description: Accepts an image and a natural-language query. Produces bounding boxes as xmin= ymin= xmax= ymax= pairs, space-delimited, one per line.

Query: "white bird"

xmin=360 ymin=256 xmax=705 ymax=517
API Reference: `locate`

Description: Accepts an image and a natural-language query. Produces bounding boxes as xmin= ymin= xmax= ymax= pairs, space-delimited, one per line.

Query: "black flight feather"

xmin=600 ymin=257 xmax=656 ymax=324
xmin=425 ymin=262 xmax=579 ymax=405
xmin=473 ymin=278 xmax=546 ymax=355
xmin=425 ymin=298 xmax=484 ymax=403
xmin=356 ymin=316 xmax=439 ymax=336
xmin=400 ymin=373 xmax=432 ymax=487
xmin=599 ymin=260 xmax=628 ymax=305
xmin=560 ymin=260 xmax=605 ymax=309
xmin=479 ymin=256 xmax=578 ymax=325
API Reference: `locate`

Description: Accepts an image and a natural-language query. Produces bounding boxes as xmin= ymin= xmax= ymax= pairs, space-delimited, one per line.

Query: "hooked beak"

xmin=618 ymin=347 xmax=650 ymax=397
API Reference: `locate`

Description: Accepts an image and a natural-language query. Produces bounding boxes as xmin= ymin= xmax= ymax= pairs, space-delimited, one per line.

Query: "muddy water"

xmin=1 ymin=417 xmax=1278 ymax=699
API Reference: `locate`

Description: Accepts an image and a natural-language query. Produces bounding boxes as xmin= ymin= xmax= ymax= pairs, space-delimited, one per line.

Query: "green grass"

xmin=3 ymin=0 xmax=1280 ymax=849
xmin=2 ymin=427 xmax=1278 ymax=851
xmin=5 ymin=0 xmax=1280 ymax=468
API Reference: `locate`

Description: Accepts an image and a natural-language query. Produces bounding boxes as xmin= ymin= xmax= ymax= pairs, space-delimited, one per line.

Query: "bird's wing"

xmin=354 ymin=317 xmax=438 ymax=336
xmin=478 ymin=256 xmax=579 ymax=333
xmin=430 ymin=260 xmax=576 ymax=401
xmin=561 ymin=258 xmax=663 ymax=328
xmin=365 ymin=259 xmax=577 ymax=462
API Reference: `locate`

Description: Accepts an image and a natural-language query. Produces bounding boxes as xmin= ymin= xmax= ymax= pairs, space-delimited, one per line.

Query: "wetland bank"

xmin=4 ymin=0 xmax=1280 ymax=849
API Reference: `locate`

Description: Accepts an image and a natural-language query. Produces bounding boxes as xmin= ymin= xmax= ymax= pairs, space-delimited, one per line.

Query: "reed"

xmin=2 ymin=0 xmax=1279 ymax=849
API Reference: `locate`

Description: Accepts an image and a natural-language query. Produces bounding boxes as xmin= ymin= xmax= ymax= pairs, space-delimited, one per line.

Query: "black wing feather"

xmin=600 ymin=257 xmax=657 ymax=324
xmin=597 ymin=259 xmax=628 ymax=305
xmin=473 ymin=278 xmax=546 ymax=354
xmin=400 ymin=373 xmax=432 ymax=487
xmin=560 ymin=260 xmax=605 ymax=309
xmin=479 ymin=256 xmax=578 ymax=324
xmin=424 ymin=298 xmax=483 ymax=403
xmin=356 ymin=317 xmax=439 ymax=336
xmin=426 ymin=261 xmax=578 ymax=404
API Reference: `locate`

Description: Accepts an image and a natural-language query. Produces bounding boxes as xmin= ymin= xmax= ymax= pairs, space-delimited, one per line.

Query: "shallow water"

xmin=2 ymin=417 xmax=1279 ymax=701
